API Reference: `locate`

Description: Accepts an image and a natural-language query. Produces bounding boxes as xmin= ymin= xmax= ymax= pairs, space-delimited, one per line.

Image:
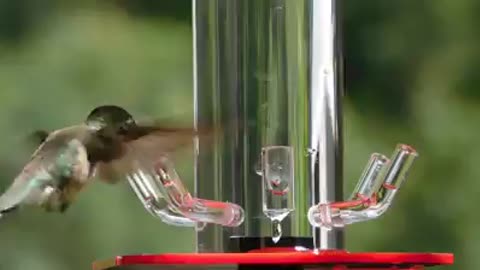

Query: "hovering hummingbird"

xmin=0 ymin=105 xmax=209 ymax=217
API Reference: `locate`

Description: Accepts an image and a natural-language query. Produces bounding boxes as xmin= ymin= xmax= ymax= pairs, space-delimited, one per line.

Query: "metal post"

xmin=309 ymin=0 xmax=344 ymax=250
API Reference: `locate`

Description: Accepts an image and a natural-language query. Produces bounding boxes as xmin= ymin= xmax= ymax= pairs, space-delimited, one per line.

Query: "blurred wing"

xmin=95 ymin=124 xmax=214 ymax=184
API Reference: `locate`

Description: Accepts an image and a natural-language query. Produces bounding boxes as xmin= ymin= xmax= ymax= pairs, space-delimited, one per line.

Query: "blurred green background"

xmin=0 ymin=0 xmax=477 ymax=269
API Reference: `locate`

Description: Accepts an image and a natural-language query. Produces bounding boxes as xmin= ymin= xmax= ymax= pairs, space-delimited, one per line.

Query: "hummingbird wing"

xmin=94 ymin=123 xmax=215 ymax=184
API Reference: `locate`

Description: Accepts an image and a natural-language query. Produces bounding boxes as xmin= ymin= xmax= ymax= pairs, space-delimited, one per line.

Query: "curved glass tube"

xmin=308 ymin=144 xmax=418 ymax=230
xmin=348 ymin=153 xmax=390 ymax=202
xmin=127 ymin=156 xmax=244 ymax=228
xmin=127 ymin=171 xmax=201 ymax=228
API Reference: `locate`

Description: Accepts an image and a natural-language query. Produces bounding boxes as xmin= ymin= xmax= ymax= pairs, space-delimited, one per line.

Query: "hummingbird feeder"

xmin=93 ymin=1 xmax=454 ymax=269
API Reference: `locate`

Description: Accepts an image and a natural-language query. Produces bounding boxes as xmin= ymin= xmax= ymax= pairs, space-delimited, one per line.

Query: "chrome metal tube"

xmin=193 ymin=0 xmax=344 ymax=252
xmin=309 ymin=0 xmax=344 ymax=250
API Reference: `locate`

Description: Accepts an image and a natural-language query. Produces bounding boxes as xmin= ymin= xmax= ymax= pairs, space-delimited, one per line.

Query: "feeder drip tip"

xmin=260 ymin=146 xmax=295 ymax=243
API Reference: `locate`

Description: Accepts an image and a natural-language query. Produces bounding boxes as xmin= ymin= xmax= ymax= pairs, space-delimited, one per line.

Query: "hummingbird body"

xmin=0 ymin=105 xmax=211 ymax=218
xmin=0 ymin=126 xmax=94 ymax=214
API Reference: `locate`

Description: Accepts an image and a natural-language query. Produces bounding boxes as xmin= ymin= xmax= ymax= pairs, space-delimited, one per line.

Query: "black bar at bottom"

xmin=228 ymin=236 xmax=314 ymax=252
xmin=227 ymin=236 xmax=314 ymax=270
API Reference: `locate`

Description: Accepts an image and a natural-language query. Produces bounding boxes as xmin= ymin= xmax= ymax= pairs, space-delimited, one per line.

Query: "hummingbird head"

xmin=86 ymin=105 xmax=136 ymax=134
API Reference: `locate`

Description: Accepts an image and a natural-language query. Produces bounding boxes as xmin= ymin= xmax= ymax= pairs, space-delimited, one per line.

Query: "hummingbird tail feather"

xmin=0 ymin=174 xmax=39 ymax=214
xmin=1 ymin=205 xmax=18 ymax=213
xmin=0 ymin=205 xmax=19 ymax=219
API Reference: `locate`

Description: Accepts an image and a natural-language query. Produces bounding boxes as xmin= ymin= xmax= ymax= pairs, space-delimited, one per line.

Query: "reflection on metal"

xmin=193 ymin=0 xmax=344 ymax=252
xmin=309 ymin=0 xmax=344 ymax=250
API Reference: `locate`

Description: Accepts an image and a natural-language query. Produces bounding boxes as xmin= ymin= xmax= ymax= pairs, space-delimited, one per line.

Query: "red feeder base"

xmin=92 ymin=250 xmax=453 ymax=270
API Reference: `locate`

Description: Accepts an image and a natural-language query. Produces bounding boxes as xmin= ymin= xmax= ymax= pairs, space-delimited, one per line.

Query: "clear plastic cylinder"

xmin=193 ymin=0 xmax=344 ymax=252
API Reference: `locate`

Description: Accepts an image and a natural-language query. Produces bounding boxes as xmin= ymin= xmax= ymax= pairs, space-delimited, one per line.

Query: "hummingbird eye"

xmin=117 ymin=123 xmax=131 ymax=134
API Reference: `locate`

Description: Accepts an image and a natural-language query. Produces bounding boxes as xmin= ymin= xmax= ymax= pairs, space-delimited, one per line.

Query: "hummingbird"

xmin=0 ymin=105 xmax=208 ymax=218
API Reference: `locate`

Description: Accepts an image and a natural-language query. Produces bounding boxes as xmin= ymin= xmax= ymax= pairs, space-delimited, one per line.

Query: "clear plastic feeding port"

xmin=127 ymin=155 xmax=245 ymax=229
xmin=260 ymin=146 xmax=295 ymax=243
xmin=308 ymin=144 xmax=418 ymax=230
xmin=125 ymin=143 xmax=417 ymax=237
